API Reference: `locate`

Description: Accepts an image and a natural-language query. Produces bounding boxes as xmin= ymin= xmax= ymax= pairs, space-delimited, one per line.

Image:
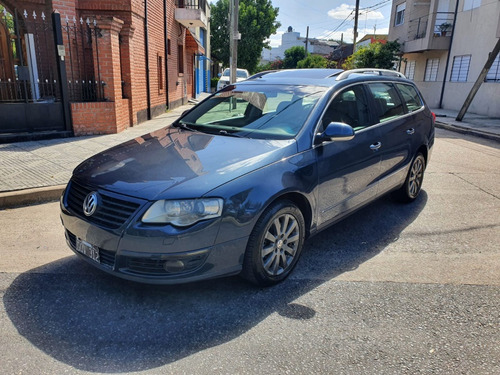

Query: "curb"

xmin=435 ymin=121 xmax=500 ymax=142
xmin=0 ymin=185 xmax=66 ymax=210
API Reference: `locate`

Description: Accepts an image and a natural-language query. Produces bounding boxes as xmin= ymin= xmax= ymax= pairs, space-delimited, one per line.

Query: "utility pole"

xmin=229 ymin=0 xmax=239 ymax=84
xmin=456 ymin=38 xmax=500 ymax=121
xmin=353 ymin=0 xmax=360 ymax=52
xmin=305 ymin=26 xmax=309 ymax=56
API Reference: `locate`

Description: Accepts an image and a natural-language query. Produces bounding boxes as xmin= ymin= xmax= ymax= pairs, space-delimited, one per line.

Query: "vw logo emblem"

xmin=83 ymin=191 xmax=99 ymax=216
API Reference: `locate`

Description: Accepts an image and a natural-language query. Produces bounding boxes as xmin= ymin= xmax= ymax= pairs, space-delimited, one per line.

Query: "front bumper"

xmin=60 ymin=186 xmax=247 ymax=284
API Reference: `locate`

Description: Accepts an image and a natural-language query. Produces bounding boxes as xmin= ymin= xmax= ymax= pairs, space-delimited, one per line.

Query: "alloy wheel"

xmin=408 ymin=156 xmax=424 ymax=198
xmin=261 ymin=213 xmax=300 ymax=276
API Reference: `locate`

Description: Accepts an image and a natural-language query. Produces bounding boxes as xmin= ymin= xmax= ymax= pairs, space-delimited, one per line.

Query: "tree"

xmin=297 ymin=54 xmax=328 ymax=69
xmin=343 ymin=41 xmax=401 ymax=70
xmin=210 ymin=0 xmax=281 ymax=73
xmin=283 ymin=46 xmax=306 ymax=69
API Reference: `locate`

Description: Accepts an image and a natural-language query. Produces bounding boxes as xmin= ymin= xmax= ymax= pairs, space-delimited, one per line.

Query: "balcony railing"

xmin=409 ymin=15 xmax=429 ymax=40
xmin=408 ymin=12 xmax=454 ymax=41
xmin=176 ymin=0 xmax=207 ymax=10
xmin=433 ymin=12 xmax=454 ymax=36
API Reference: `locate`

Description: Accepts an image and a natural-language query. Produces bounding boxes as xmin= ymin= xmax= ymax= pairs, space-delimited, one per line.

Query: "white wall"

xmin=397 ymin=0 xmax=500 ymax=116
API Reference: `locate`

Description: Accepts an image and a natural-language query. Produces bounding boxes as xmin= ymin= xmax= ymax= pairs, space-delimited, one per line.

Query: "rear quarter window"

xmin=367 ymin=82 xmax=405 ymax=123
xmin=395 ymin=83 xmax=424 ymax=113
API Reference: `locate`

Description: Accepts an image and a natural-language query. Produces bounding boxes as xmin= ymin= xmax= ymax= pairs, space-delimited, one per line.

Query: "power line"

xmin=320 ymin=0 xmax=391 ymax=40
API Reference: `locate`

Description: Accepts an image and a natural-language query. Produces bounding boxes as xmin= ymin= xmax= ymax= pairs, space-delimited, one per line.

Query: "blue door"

xmin=316 ymin=84 xmax=382 ymax=228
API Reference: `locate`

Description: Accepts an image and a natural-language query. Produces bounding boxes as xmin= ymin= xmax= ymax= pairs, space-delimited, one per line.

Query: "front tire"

xmin=241 ymin=200 xmax=305 ymax=286
xmin=394 ymin=153 xmax=426 ymax=203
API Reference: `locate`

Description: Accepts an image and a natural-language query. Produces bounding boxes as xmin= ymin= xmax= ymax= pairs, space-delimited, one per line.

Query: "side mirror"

xmin=217 ymin=73 xmax=222 ymax=78
xmin=315 ymin=122 xmax=355 ymax=144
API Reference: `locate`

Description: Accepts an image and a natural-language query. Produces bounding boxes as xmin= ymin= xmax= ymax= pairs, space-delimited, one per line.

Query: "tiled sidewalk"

xmin=0 ymin=104 xmax=191 ymax=192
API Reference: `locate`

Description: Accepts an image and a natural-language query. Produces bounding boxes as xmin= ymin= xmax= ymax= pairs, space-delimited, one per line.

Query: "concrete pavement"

xmin=0 ymin=101 xmax=498 ymax=209
xmin=432 ymin=108 xmax=500 ymax=142
xmin=0 ymin=102 xmax=194 ymax=208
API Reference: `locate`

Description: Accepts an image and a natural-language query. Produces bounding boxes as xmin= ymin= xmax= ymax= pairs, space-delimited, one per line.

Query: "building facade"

xmin=355 ymin=34 xmax=388 ymax=51
xmin=388 ymin=0 xmax=500 ymax=117
xmin=261 ymin=26 xmax=338 ymax=63
xmin=0 ymin=0 xmax=211 ymax=140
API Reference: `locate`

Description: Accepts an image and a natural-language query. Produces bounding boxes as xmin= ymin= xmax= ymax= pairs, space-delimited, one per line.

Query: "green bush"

xmin=211 ymin=77 xmax=220 ymax=88
xmin=297 ymin=54 xmax=328 ymax=69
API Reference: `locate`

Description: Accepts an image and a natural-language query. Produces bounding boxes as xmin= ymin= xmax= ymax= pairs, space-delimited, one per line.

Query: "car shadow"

xmin=4 ymin=192 xmax=427 ymax=373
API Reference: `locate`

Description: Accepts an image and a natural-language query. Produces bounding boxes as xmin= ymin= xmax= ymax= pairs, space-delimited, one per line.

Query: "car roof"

xmin=242 ymin=68 xmax=410 ymax=88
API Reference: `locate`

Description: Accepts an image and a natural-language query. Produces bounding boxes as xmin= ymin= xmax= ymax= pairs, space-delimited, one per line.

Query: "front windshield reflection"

xmin=179 ymin=84 xmax=326 ymax=140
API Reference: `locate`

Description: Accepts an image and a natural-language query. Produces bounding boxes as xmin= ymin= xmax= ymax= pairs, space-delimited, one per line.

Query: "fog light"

xmin=163 ymin=260 xmax=185 ymax=273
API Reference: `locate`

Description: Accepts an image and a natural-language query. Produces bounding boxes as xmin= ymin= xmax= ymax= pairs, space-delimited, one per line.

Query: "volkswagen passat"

xmin=60 ymin=69 xmax=434 ymax=286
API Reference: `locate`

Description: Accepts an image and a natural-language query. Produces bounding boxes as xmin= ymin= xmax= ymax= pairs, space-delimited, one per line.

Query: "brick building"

xmin=0 ymin=0 xmax=210 ymax=140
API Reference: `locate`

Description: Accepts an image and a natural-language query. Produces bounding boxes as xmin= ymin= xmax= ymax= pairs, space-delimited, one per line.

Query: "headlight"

xmin=142 ymin=198 xmax=224 ymax=226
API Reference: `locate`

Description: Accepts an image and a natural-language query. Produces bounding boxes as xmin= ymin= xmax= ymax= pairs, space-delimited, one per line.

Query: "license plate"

xmin=76 ymin=238 xmax=100 ymax=263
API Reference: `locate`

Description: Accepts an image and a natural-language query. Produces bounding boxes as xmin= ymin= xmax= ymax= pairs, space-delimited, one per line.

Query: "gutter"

xmin=438 ymin=0 xmax=460 ymax=109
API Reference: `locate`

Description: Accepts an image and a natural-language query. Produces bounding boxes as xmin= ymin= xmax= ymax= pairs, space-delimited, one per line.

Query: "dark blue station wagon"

xmin=60 ymin=69 xmax=435 ymax=286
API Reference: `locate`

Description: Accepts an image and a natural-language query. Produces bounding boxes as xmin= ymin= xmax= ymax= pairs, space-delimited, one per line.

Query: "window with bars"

xmin=178 ymin=44 xmax=184 ymax=74
xmin=486 ymin=54 xmax=500 ymax=82
xmin=157 ymin=54 xmax=164 ymax=93
xmin=405 ymin=60 xmax=416 ymax=80
xmin=450 ymin=55 xmax=471 ymax=82
xmin=395 ymin=3 xmax=406 ymax=26
xmin=424 ymin=58 xmax=439 ymax=81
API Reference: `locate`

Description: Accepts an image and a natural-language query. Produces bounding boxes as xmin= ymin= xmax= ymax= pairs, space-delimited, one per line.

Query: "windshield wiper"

xmin=218 ymin=130 xmax=245 ymax=138
xmin=173 ymin=121 xmax=198 ymax=132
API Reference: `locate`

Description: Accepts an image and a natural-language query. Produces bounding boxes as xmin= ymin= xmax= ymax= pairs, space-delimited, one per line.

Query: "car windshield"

xmin=178 ymin=84 xmax=326 ymax=140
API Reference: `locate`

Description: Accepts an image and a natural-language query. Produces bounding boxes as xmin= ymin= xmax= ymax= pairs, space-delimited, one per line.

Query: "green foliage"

xmin=211 ymin=77 xmax=220 ymax=88
xmin=343 ymin=41 xmax=401 ymax=70
xmin=255 ymin=62 xmax=271 ymax=72
xmin=210 ymin=0 xmax=281 ymax=74
xmin=297 ymin=54 xmax=328 ymax=69
xmin=283 ymin=46 xmax=306 ymax=69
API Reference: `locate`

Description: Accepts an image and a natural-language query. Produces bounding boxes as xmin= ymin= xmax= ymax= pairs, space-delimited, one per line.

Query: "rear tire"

xmin=241 ymin=200 xmax=305 ymax=286
xmin=393 ymin=153 xmax=426 ymax=203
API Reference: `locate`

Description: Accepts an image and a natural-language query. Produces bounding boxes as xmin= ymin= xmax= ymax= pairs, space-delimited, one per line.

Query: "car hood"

xmin=72 ymin=126 xmax=296 ymax=200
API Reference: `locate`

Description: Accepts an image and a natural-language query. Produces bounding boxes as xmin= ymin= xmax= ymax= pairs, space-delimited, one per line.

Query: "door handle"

xmin=370 ymin=142 xmax=382 ymax=151
xmin=407 ymin=128 xmax=415 ymax=135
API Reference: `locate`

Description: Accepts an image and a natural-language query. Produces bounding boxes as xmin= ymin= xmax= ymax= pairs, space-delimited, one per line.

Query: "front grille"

xmin=127 ymin=258 xmax=167 ymax=275
xmin=66 ymin=230 xmax=116 ymax=269
xmin=66 ymin=180 xmax=141 ymax=229
xmin=100 ymin=249 xmax=116 ymax=268
xmin=125 ymin=252 xmax=208 ymax=276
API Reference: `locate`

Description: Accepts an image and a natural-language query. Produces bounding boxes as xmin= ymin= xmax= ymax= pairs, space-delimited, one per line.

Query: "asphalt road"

xmin=0 ymin=128 xmax=499 ymax=375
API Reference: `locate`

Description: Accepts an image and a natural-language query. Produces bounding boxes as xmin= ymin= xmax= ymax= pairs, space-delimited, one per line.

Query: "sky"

xmin=208 ymin=0 xmax=394 ymax=46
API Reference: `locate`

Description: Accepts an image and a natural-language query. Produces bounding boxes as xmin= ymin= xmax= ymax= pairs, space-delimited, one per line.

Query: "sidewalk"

xmin=0 ymin=102 xmax=195 ymax=208
xmin=431 ymin=108 xmax=500 ymax=142
xmin=0 ymin=101 xmax=498 ymax=208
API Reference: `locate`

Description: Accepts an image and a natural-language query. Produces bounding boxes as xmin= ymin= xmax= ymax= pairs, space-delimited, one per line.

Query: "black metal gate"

xmin=0 ymin=6 xmax=105 ymax=140
xmin=0 ymin=7 xmax=69 ymax=134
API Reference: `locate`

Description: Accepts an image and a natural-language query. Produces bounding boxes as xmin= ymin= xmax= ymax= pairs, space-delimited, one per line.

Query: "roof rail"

xmin=336 ymin=69 xmax=406 ymax=80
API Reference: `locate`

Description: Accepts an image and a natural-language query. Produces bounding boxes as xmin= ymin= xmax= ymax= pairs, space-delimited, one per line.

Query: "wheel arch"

xmin=417 ymin=144 xmax=428 ymax=166
xmin=265 ymin=192 xmax=313 ymax=239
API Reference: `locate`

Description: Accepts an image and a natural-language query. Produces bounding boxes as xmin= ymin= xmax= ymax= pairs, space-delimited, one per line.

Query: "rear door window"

xmin=320 ymin=85 xmax=371 ymax=132
xmin=367 ymin=83 xmax=405 ymax=123
xmin=395 ymin=83 xmax=424 ymax=113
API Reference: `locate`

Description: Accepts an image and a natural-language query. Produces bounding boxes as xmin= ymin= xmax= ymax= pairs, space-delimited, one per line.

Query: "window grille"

xmin=424 ymin=58 xmax=439 ymax=81
xmin=450 ymin=55 xmax=471 ymax=82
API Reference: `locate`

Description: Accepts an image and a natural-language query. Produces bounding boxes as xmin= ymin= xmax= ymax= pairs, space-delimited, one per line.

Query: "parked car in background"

xmin=216 ymin=68 xmax=249 ymax=90
xmin=60 ymin=69 xmax=435 ymax=286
